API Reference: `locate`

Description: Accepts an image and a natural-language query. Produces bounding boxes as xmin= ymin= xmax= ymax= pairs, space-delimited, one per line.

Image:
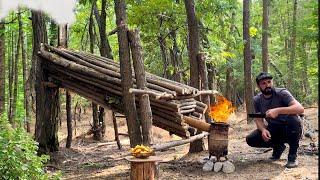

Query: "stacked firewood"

xmin=38 ymin=44 xmax=210 ymax=138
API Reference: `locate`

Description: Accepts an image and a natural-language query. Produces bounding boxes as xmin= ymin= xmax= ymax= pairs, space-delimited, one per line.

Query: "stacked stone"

xmin=201 ymin=156 xmax=236 ymax=173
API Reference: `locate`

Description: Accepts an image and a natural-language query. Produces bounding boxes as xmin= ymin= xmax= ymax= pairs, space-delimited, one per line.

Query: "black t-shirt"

xmin=253 ymin=88 xmax=299 ymax=124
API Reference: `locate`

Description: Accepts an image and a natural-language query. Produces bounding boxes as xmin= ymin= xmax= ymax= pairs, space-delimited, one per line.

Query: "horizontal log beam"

xmin=151 ymin=132 xmax=209 ymax=152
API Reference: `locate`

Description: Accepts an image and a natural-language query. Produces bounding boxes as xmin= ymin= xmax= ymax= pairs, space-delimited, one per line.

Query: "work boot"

xmin=285 ymin=154 xmax=298 ymax=168
xmin=269 ymin=144 xmax=286 ymax=160
xmin=285 ymin=160 xmax=299 ymax=168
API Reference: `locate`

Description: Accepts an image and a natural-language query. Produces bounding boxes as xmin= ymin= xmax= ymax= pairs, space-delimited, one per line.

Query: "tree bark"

xmin=58 ymin=24 xmax=73 ymax=148
xmin=8 ymin=31 xmax=14 ymax=124
xmin=89 ymin=3 xmax=102 ymax=141
xmin=225 ymin=13 xmax=236 ymax=104
xmin=262 ymin=0 xmax=269 ymax=72
xmin=33 ymin=10 xmax=59 ymax=154
xmin=11 ymin=10 xmax=23 ymax=127
xmin=93 ymin=0 xmax=115 ymax=138
xmin=92 ymin=102 xmax=101 ymax=140
xmin=184 ymin=0 xmax=205 ymax=153
xmin=128 ymin=29 xmax=153 ymax=146
xmin=0 ymin=21 xmax=5 ymax=115
xmin=157 ymin=15 xmax=169 ymax=79
xmin=112 ymin=112 xmax=121 ymax=149
xmin=243 ymin=0 xmax=254 ymax=123
xmin=185 ymin=0 xmax=200 ymax=90
xmin=93 ymin=0 xmax=113 ymax=59
xmin=98 ymin=106 xmax=106 ymax=137
xmin=114 ymin=0 xmax=142 ymax=147
xmin=20 ymin=14 xmax=30 ymax=132
xmin=225 ymin=61 xmax=233 ymax=101
xmin=169 ymin=30 xmax=182 ymax=83
xmin=93 ymin=0 xmax=113 ymax=139
xmin=301 ymin=42 xmax=310 ymax=100
xmin=207 ymin=63 xmax=217 ymax=103
xmin=197 ymin=53 xmax=211 ymax=123
xmin=66 ymin=91 xmax=72 ymax=148
xmin=287 ymin=0 xmax=297 ymax=92
xmin=49 ymin=20 xmax=57 ymax=46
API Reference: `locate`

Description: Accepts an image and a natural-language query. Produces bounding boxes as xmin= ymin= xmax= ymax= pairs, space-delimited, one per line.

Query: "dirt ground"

xmin=47 ymin=107 xmax=319 ymax=180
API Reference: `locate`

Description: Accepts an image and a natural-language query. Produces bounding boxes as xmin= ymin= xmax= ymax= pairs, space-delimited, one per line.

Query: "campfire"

xmin=209 ymin=95 xmax=235 ymax=124
xmin=202 ymin=95 xmax=236 ymax=173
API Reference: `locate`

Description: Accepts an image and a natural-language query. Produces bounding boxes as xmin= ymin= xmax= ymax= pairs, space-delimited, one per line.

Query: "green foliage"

xmin=0 ymin=0 xmax=317 ymax=120
xmin=0 ymin=116 xmax=55 ymax=180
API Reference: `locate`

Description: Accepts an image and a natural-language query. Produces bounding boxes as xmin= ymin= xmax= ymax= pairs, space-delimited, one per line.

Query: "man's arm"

xmin=255 ymin=118 xmax=266 ymax=131
xmin=255 ymin=118 xmax=271 ymax=142
xmin=277 ymin=99 xmax=304 ymax=114
xmin=266 ymin=99 xmax=304 ymax=118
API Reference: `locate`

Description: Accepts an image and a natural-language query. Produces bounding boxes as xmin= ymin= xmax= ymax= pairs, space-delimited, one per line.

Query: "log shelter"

xmin=38 ymin=44 xmax=216 ymax=139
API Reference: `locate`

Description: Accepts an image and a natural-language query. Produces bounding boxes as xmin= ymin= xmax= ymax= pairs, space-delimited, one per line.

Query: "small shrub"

xmin=0 ymin=117 xmax=52 ymax=179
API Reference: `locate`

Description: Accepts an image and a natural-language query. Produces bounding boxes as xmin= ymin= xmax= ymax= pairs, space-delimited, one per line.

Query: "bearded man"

xmin=246 ymin=72 xmax=304 ymax=168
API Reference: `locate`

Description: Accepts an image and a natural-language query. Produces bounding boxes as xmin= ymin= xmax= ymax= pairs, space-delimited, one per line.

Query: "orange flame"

xmin=209 ymin=95 xmax=235 ymax=124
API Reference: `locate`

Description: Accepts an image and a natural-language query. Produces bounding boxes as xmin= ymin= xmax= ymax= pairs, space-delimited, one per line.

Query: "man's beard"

xmin=261 ymin=87 xmax=273 ymax=95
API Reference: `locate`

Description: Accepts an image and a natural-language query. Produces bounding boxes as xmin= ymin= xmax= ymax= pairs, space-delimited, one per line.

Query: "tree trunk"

xmin=114 ymin=0 xmax=142 ymax=147
xmin=158 ymin=34 xmax=169 ymax=79
xmin=301 ymin=42 xmax=310 ymax=101
xmin=33 ymin=10 xmax=60 ymax=154
xmin=58 ymin=24 xmax=73 ymax=148
xmin=112 ymin=112 xmax=122 ymax=149
xmin=20 ymin=14 xmax=30 ymax=132
xmin=184 ymin=0 xmax=205 ymax=153
xmin=12 ymin=37 xmax=19 ymax=126
xmin=92 ymin=102 xmax=101 ymax=140
xmin=89 ymin=4 xmax=95 ymax=53
xmin=93 ymin=0 xmax=115 ymax=138
xmin=243 ymin=0 xmax=254 ymax=123
xmin=12 ymin=10 xmax=23 ymax=127
xmin=225 ymin=13 xmax=236 ymax=104
xmin=287 ymin=0 xmax=297 ymax=92
xmin=98 ymin=106 xmax=106 ymax=136
xmin=262 ymin=0 xmax=269 ymax=72
xmin=66 ymin=91 xmax=72 ymax=148
xmin=169 ymin=30 xmax=182 ymax=83
xmin=157 ymin=16 xmax=169 ymax=79
xmin=89 ymin=2 xmax=102 ymax=141
xmin=128 ymin=29 xmax=153 ymax=146
xmin=8 ymin=31 xmax=14 ymax=124
xmin=197 ymin=53 xmax=211 ymax=123
xmin=93 ymin=0 xmax=113 ymax=59
xmin=0 ymin=21 xmax=5 ymax=115
xmin=207 ymin=63 xmax=217 ymax=103
xmin=185 ymin=0 xmax=200 ymax=90
xmin=49 ymin=20 xmax=57 ymax=46
xmin=225 ymin=61 xmax=233 ymax=101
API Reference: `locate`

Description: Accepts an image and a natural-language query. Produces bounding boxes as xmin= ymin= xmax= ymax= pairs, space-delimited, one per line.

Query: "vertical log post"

xmin=33 ymin=11 xmax=60 ymax=154
xmin=59 ymin=24 xmax=73 ymax=148
xmin=114 ymin=0 xmax=142 ymax=146
xmin=128 ymin=29 xmax=153 ymax=146
xmin=112 ymin=112 xmax=122 ymax=149
xmin=184 ymin=0 xmax=205 ymax=153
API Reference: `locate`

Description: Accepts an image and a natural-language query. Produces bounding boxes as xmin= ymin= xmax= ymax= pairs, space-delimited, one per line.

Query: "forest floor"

xmin=47 ymin=107 xmax=319 ymax=180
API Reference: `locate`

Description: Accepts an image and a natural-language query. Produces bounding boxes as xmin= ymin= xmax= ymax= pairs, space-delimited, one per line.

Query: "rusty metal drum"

xmin=208 ymin=122 xmax=229 ymax=159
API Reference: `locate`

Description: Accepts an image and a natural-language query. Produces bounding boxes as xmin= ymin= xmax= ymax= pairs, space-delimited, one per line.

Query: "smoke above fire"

xmin=209 ymin=95 xmax=235 ymax=124
xmin=0 ymin=0 xmax=76 ymax=25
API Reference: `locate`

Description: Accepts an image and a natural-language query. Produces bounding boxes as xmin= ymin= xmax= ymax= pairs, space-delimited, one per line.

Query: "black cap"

xmin=256 ymin=72 xmax=273 ymax=84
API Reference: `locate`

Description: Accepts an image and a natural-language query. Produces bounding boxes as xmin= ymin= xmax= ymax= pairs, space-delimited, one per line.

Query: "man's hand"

xmin=266 ymin=108 xmax=279 ymax=119
xmin=261 ymin=129 xmax=271 ymax=142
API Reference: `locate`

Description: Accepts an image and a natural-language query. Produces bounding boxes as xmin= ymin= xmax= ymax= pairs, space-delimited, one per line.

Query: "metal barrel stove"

xmin=183 ymin=116 xmax=229 ymax=159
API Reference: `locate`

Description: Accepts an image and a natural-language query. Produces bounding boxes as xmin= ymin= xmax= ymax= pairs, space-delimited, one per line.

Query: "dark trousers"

xmin=246 ymin=116 xmax=302 ymax=160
